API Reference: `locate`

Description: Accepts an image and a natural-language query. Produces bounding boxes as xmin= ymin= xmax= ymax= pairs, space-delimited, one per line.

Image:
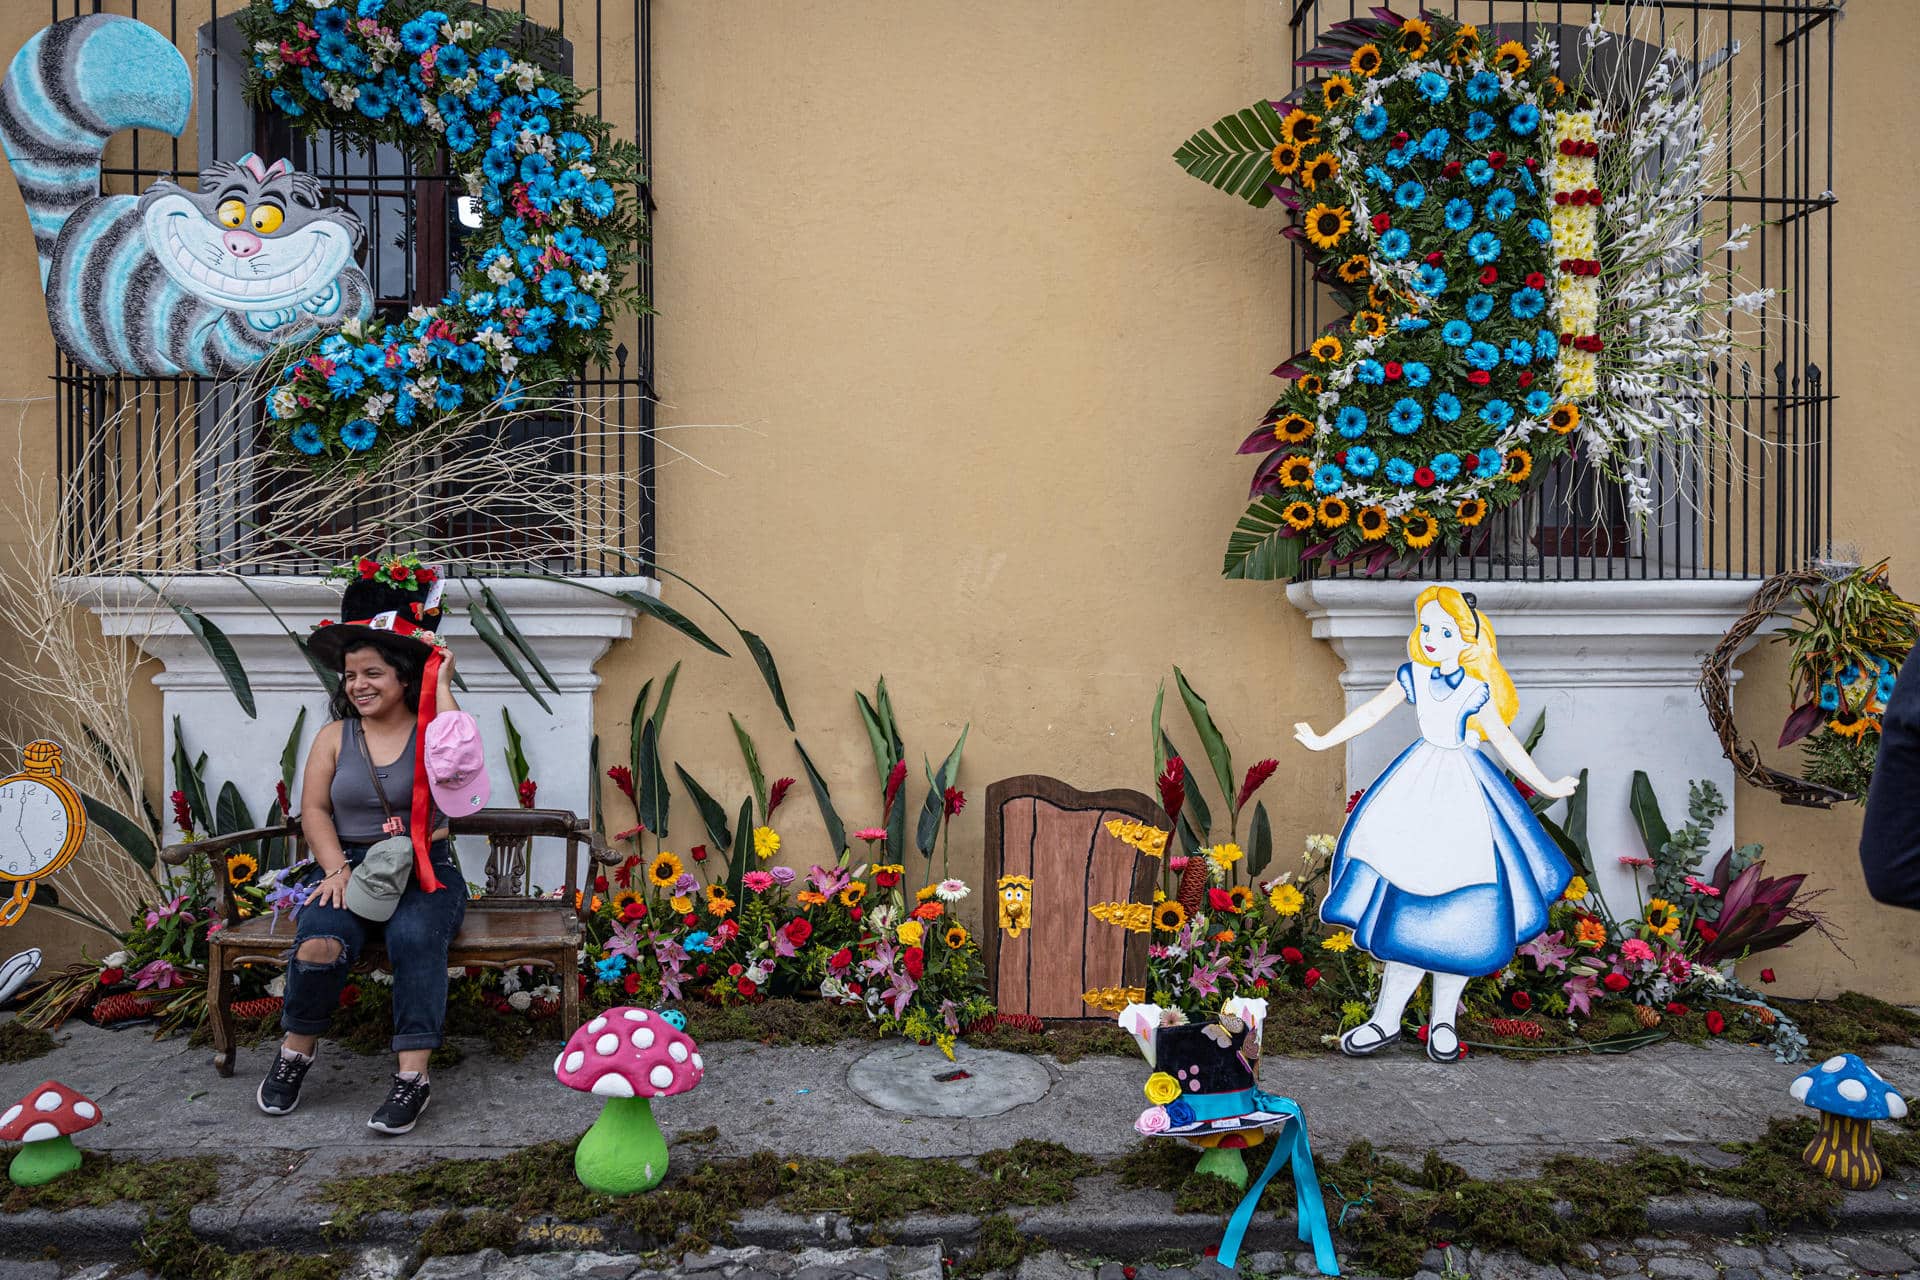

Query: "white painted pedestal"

xmin=1286 ymin=579 xmax=1765 ymax=919
xmin=69 ymin=574 xmax=652 ymax=892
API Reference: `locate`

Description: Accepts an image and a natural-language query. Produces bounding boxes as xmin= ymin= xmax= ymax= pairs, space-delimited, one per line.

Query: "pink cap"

xmin=424 ymin=711 xmax=491 ymax=814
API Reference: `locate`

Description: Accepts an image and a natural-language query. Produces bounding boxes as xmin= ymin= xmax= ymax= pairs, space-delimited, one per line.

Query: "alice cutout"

xmin=1293 ymin=585 xmax=1576 ymax=1063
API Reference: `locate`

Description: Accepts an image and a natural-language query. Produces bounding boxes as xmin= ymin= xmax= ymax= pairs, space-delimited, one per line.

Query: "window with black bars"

xmin=48 ymin=0 xmax=654 ymax=579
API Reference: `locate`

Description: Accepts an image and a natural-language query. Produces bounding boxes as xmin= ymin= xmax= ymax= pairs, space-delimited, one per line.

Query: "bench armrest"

xmin=159 ymin=822 xmax=298 ymax=866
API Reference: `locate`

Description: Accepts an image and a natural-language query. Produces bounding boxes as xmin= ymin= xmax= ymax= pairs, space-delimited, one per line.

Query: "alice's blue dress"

xmin=1320 ymin=663 xmax=1572 ymax=976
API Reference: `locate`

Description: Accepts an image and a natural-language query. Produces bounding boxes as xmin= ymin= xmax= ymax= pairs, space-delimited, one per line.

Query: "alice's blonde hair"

xmin=1405 ymin=585 xmax=1518 ymax=738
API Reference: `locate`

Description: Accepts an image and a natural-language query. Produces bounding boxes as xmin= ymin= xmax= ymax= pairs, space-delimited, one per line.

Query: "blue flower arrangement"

xmin=243 ymin=0 xmax=645 ymax=463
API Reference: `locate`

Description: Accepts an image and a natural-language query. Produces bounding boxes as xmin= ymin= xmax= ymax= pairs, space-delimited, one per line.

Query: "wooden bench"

xmin=160 ymin=807 xmax=616 ymax=1075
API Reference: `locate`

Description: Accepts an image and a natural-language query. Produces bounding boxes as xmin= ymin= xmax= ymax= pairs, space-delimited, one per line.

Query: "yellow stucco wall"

xmin=0 ymin=2 xmax=1911 ymax=1000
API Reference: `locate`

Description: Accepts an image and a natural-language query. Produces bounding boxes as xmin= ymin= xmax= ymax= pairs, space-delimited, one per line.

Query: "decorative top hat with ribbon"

xmin=1118 ymin=999 xmax=1340 ymax=1276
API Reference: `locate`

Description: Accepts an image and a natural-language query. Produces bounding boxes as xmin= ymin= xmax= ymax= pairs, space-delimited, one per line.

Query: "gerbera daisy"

xmin=1283 ymin=501 xmax=1316 ymax=531
xmin=916 ymin=884 xmax=940 ymax=902
xmin=1269 ymin=883 xmax=1305 ymax=916
xmin=740 ymin=872 xmax=774 ymax=894
xmin=1336 ymin=255 xmax=1370 ymax=284
xmin=1321 ymin=74 xmax=1355 ymax=110
xmin=1321 ymin=929 xmax=1354 ymax=953
xmin=911 ymin=900 xmax=945 ymax=921
xmin=1494 ymin=40 xmax=1530 ymax=75
xmin=1269 ymin=141 xmax=1302 ymax=175
xmin=935 ymin=878 xmax=970 ymax=903
xmin=1296 ymin=372 xmax=1324 ymax=395
xmin=226 ymin=852 xmax=258 ymax=885
xmin=1402 ymin=509 xmax=1438 ymax=548
xmin=706 ymin=885 xmax=736 ymax=917
xmin=1545 ymin=74 xmax=1568 ymax=100
xmin=1349 ymin=43 xmax=1382 ymax=78
xmin=1153 ymin=901 xmax=1187 ymax=933
xmin=1456 ymin=497 xmax=1487 ymax=527
xmin=1226 ymin=885 xmax=1255 ymax=914
xmin=797 ymin=890 xmax=828 ymax=907
xmin=838 ymin=881 xmax=867 ymax=908
xmin=1318 ymin=496 xmax=1351 ymax=527
xmin=945 ymin=924 xmax=970 ymax=950
xmin=1304 ymin=203 xmax=1352 ymax=250
xmin=1309 ymin=335 xmax=1344 ymax=364
xmin=1449 ymin=24 xmax=1482 ymax=64
xmin=1356 ymin=505 xmax=1390 ymax=541
xmin=1548 ymin=403 xmax=1580 ymax=434
xmin=648 ymin=851 xmax=683 ymax=888
xmin=1505 ymin=448 xmax=1534 ymax=482
xmin=1574 ymin=916 xmax=1608 ymax=947
xmin=1279 ymin=455 xmax=1317 ymax=488
xmin=1350 ymin=310 xmax=1387 ymax=338
xmin=1280 ymin=108 xmax=1321 ymax=145
xmin=1396 ymin=17 xmax=1433 ymax=59
xmin=1272 ymin=412 xmax=1315 ymax=444
xmin=753 ymin=826 xmax=781 ymax=860
xmin=1301 ymin=152 xmax=1339 ymax=191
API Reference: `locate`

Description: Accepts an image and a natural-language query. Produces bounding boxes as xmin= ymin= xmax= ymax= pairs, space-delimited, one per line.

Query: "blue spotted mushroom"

xmin=1790 ymin=1053 xmax=1908 ymax=1189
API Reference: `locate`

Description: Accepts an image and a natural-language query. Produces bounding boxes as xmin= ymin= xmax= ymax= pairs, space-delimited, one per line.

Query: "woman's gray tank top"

xmin=331 ymin=718 xmax=420 ymax=843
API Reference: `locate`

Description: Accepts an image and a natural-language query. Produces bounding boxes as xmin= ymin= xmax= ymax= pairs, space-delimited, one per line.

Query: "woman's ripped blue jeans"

xmin=280 ymin=840 xmax=466 ymax=1052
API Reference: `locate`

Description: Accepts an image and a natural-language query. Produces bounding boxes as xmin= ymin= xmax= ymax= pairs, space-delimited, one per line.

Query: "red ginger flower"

xmin=768 ymin=777 xmax=796 ymax=817
xmin=1158 ymin=757 xmax=1187 ymax=825
xmin=883 ymin=760 xmax=908 ymax=816
xmin=606 ymin=765 xmax=635 ymax=800
xmin=517 ymin=779 xmax=538 ymax=809
xmin=944 ymin=786 xmax=966 ymax=817
xmin=1237 ymin=759 xmax=1279 ymax=809
xmin=170 ymin=790 xmax=193 ymax=835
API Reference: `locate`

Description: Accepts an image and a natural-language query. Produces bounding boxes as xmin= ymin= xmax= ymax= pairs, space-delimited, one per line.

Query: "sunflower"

xmin=1318 ymin=496 xmax=1351 ymax=528
xmin=1548 ymin=403 xmax=1581 ymax=434
xmin=1494 ymin=40 xmax=1531 ymax=75
xmin=1295 ymin=372 xmax=1324 ymax=395
xmin=1269 ymin=141 xmax=1302 ymax=176
xmin=1402 ymin=509 xmax=1438 ymax=549
xmin=1350 ymin=310 xmax=1387 ymax=338
xmin=1272 ymin=412 xmax=1315 ymax=444
xmin=1227 ymin=885 xmax=1255 ymax=914
xmin=1396 ymin=17 xmax=1433 ymax=59
xmin=1279 ymin=456 xmax=1317 ymax=488
xmin=612 ymin=888 xmax=645 ymax=917
xmin=226 ymin=852 xmax=258 ymax=886
xmin=1309 ymin=335 xmax=1344 ymax=364
xmin=648 ymin=851 xmax=683 ymax=888
xmin=1321 ymin=74 xmax=1355 ymax=111
xmin=1449 ymin=24 xmax=1482 ymax=64
xmin=1644 ymin=898 xmax=1680 ymax=938
xmin=1830 ymin=711 xmax=1874 ymax=740
xmin=1366 ymin=283 xmax=1398 ymax=311
xmin=1336 ymin=254 xmax=1370 ymax=284
xmin=1304 ymin=203 xmax=1352 ymax=251
xmin=945 ymin=924 xmax=970 ymax=950
xmin=1349 ymin=42 xmax=1382 ymax=78
xmin=1279 ymin=108 xmax=1321 ymax=145
xmin=1456 ymin=497 xmax=1488 ymax=527
xmin=1356 ymin=505 xmax=1390 ymax=541
xmin=1283 ymin=501 xmax=1317 ymax=531
xmin=838 ymin=880 xmax=867 ymax=908
xmin=1153 ymin=901 xmax=1187 ymax=933
xmin=1269 ymin=883 xmax=1305 ymax=917
xmin=706 ymin=885 xmax=736 ymax=917
xmin=1301 ymin=152 xmax=1340 ymax=192
xmin=1505 ymin=448 xmax=1534 ymax=483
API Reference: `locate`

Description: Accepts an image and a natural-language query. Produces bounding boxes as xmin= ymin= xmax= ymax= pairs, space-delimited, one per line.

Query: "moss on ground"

xmin=1787 ymin=991 xmax=1920 ymax=1058
xmin=954 ymin=1213 xmax=1033 ymax=1279
xmin=0 ymin=1152 xmax=218 ymax=1216
xmin=134 ymin=1209 xmax=350 ymax=1280
xmin=0 ymin=1021 xmax=55 ymax=1064
xmin=685 ymin=999 xmax=882 ymax=1048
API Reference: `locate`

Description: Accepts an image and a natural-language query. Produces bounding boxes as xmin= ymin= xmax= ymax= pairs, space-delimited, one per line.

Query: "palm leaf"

xmin=1224 ymin=496 xmax=1306 ymax=581
xmin=731 ymin=715 xmax=769 ymax=823
xmin=637 ymin=720 xmax=669 ymax=837
xmin=1247 ymin=801 xmax=1273 ymax=878
xmin=466 ymin=602 xmax=552 ymax=713
xmin=1173 ymin=667 xmax=1234 ymax=818
xmin=1629 ymin=771 xmax=1672 ymax=859
xmin=914 ymin=725 xmax=970 ymax=858
xmin=500 ymin=709 xmax=530 ymax=790
xmin=80 ymin=794 xmax=155 ymax=871
xmin=676 ymin=765 xmax=734 ymax=852
xmin=171 ymin=718 xmax=212 ymax=834
xmin=1173 ymin=101 xmax=1287 ymax=207
xmin=652 ymin=567 xmax=793 ymax=729
xmin=138 ymin=576 xmax=255 ymax=717
xmin=480 ymin=585 xmax=561 ymax=695
xmin=794 ymin=739 xmax=847 ymax=860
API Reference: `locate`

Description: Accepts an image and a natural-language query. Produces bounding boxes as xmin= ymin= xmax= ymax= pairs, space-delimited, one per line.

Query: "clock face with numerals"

xmin=0 ymin=780 xmax=73 ymax=879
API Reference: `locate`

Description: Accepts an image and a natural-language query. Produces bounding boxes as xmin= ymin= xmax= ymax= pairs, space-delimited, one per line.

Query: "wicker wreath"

xmin=1698 ymin=568 xmax=1855 ymax=809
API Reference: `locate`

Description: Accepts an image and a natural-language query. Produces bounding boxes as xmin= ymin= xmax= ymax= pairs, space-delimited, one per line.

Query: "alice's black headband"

xmin=1462 ymin=591 xmax=1481 ymax=639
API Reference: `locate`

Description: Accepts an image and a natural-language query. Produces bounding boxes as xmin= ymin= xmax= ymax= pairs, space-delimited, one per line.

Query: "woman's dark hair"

xmin=330 ymin=636 xmax=425 ymax=721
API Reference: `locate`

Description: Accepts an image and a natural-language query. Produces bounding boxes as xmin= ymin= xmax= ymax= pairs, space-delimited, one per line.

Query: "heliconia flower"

xmin=1158 ymin=757 xmax=1187 ymax=825
xmin=1237 ymin=759 xmax=1280 ymax=809
xmin=768 ymin=777 xmax=796 ymax=817
xmin=883 ymin=760 xmax=908 ymax=816
xmin=170 ymin=790 xmax=194 ymax=835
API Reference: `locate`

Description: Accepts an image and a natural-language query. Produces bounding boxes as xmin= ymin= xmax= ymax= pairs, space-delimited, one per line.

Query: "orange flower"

xmin=1574 ymin=917 xmax=1608 ymax=947
xmin=912 ymin=900 xmax=946 ymax=921
xmin=797 ymin=890 xmax=828 ymax=907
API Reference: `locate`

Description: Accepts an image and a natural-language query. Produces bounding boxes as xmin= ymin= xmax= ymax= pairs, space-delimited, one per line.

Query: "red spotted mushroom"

xmin=0 ymin=1081 xmax=99 ymax=1185
xmin=554 ymin=1007 xmax=703 ymax=1194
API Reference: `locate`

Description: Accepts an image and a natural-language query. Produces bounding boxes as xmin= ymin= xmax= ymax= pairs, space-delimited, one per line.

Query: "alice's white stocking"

xmin=1367 ymin=960 xmax=1427 ymax=1034
xmin=1428 ymin=971 xmax=1470 ymax=1055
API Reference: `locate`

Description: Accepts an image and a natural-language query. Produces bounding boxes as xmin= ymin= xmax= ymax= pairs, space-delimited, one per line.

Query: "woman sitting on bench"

xmin=257 ymin=560 xmax=488 ymax=1135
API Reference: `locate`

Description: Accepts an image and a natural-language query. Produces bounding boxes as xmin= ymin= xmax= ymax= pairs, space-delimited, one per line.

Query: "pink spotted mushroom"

xmin=0 ymin=1081 xmax=99 ymax=1186
xmin=555 ymin=1007 xmax=703 ymax=1194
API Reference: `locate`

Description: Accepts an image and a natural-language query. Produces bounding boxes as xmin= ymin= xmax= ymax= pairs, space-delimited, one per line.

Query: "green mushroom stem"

xmin=1192 ymin=1144 xmax=1249 ymax=1189
xmin=574 ymin=1095 xmax=670 ymax=1196
xmin=9 ymin=1133 xmax=81 ymax=1187
xmin=1802 ymin=1109 xmax=1883 ymax=1190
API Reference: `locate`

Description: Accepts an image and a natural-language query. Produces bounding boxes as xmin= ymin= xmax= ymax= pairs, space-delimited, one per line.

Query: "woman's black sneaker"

xmin=367 ymin=1074 xmax=431 ymax=1134
xmin=256 ymin=1048 xmax=314 ymax=1115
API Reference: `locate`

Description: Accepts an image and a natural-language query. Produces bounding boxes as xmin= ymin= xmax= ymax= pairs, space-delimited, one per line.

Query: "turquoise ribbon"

xmin=1180 ymin=1088 xmax=1259 ymax=1123
xmin=1215 ymin=1091 xmax=1339 ymax=1277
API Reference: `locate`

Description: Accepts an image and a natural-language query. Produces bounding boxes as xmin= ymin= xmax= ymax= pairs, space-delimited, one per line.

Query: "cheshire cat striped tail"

xmin=0 ymin=14 xmax=190 ymax=287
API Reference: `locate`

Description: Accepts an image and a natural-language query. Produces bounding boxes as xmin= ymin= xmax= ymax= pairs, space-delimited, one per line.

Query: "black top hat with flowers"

xmin=307 ymin=555 xmax=447 ymax=668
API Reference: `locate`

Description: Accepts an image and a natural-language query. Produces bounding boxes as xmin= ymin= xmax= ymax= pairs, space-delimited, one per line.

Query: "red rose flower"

xmin=875 ymin=868 xmax=902 ymax=888
xmin=1281 ymin=947 xmax=1304 ymax=965
xmin=623 ymin=972 xmax=641 ymax=995
xmin=594 ymin=875 xmax=608 ymax=893
xmin=738 ymin=978 xmax=758 ymax=998
xmin=622 ymin=902 xmax=646 ymax=922
xmin=1518 ymin=371 xmax=1534 ymax=388
xmin=1602 ymin=973 xmax=1630 ymax=992
xmin=414 ymin=567 xmax=437 ymax=584
xmin=903 ymin=947 xmax=925 ymax=980
xmin=1525 ymin=272 xmax=1547 ymax=290
xmin=1705 ymin=1011 xmax=1726 ymax=1035
xmin=1208 ymin=887 xmax=1235 ymax=912
xmin=1467 ymin=370 xmax=1491 ymax=386
xmin=1665 ymin=1002 xmax=1690 ymax=1015
xmin=1464 ymin=455 xmax=1479 ymax=471
xmin=1442 ymin=161 xmax=1463 ymax=178
xmin=1424 ymin=251 xmax=1444 ymax=266
xmin=1760 ymin=968 xmax=1776 ymax=984
xmin=1510 ymin=990 xmax=1533 ymax=1012
xmin=1478 ymin=266 xmax=1499 ymax=285
xmin=99 ymin=967 xmax=123 ymax=987
xmin=691 ymin=845 xmax=708 ymax=863
xmin=1303 ymin=968 xmax=1321 ymax=990
xmin=1370 ymin=212 xmax=1392 ymax=233
xmin=683 ymin=914 xmax=698 ymax=928
xmin=850 ymin=906 xmax=863 ymax=920
xmin=340 ymin=984 xmax=361 ymax=1007
xmin=1384 ymin=361 xmax=1402 ymax=381
xmin=1393 ymin=131 xmax=1410 ymax=143
xmin=358 ymin=558 xmax=378 ymax=578
xmin=388 ymin=564 xmax=411 ymax=582
xmin=1554 ymin=191 xmax=1571 ymax=206
xmin=1414 ymin=467 xmax=1436 ymax=488
xmin=696 ymin=963 xmax=709 ymax=977
xmin=783 ymin=918 xmax=814 ymax=948
xmin=727 ymin=963 xmax=744 ymax=978
xmin=829 ymin=948 xmax=854 ymax=972
xmin=1488 ymin=150 xmax=1506 ymax=167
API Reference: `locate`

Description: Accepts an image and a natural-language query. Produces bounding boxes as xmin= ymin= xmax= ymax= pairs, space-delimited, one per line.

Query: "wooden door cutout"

xmin=982 ymin=775 xmax=1162 ymax=1020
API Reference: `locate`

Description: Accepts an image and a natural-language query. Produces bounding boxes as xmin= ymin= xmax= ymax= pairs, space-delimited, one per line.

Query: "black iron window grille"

xmin=48 ymin=0 xmax=654 ymax=579
xmin=1285 ymin=0 xmax=1837 ymax=582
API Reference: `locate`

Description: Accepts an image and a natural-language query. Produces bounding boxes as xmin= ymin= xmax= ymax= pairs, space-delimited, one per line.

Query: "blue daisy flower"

xmin=1878 ymin=673 xmax=1899 ymax=703
xmin=540 ymin=270 xmax=578 ymax=303
xmin=520 ymin=154 xmax=554 ymax=184
xmin=444 ymin=118 xmax=476 ymax=152
xmin=1441 ymin=319 xmax=1474 ymax=348
xmin=1818 ymin=683 xmax=1841 ymax=711
xmin=1466 ymin=72 xmax=1502 ymax=103
xmin=1465 ymin=111 xmax=1496 ymax=142
xmin=1504 ymin=339 xmax=1535 ymax=365
xmin=1389 ymin=398 xmax=1425 ymax=435
xmin=313 ymin=7 xmax=350 ymax=35
xmin=1466 ymin=159 xmax=1495 ymax=187
xmin=352 ymin=344 xmax=384 ymax=376
xmin=557 ymin=132 xmax=594 ymax=161
xmin=1485 ymin=189 xmax=1517 ymax=221
xmin=1365 ymin=164 xmax=1394 ymax=191
xmin=1354 ymin=104 xmax=1389 ymax=140
xmin=1402 ymin=361 xmax=1432 ymax=388
xmin=396 ymin=92 xmax=426 ymax=126
xmin=1394 ymin=181 xmax=1427 ymax=210
xmin=1384 ymin=144 xmax=1414 ymax=171
xmin=523 ymin=305 xmax=557 ymax=332
xmin=533 ymin=88 xmax=565 ymax=111
xmin=595 ymin=954 xmax=628 ymax=982
xmin=1444 ymin=198 xmax=1474 ymax=231
xmin=1355 ymin=359 xmax=1386 ymax=385
xmin=1525 ymin=390 xmax=1554 ymax=417
xmin=340 ymin=418 xmax=379 ymax=452
xmin=290 ymin=423 xmax=325 ymax=455
xmin=434 ymin=381 xmax=466 ymax=412
xmin=1839 ymin=661 xmax=1862 ymax=684
xmin=399 ymin=15 xmax=444 ymax=55
xmin=1397 ymin=315 xmax=1430 ymax=332
xmin=556 ymin=228 xmax=589 ymax=257
xmin=438 ymin=47 xmax=472 ymax=80
xmin=326 ymin=366 xmax=366 ymax=399
xmin=564 ymin=293 xmax=602 ymax=329
xmin=1384 ymin=458 xmax=1416 ymax=485
xmin=526 ymin=175 xmax=558 ymax=210
xmin=355 ymin=85 xmax=392 ymax=120
xmin=522 ymin=113 xmax=553 ymax=139
xmin=478 ymin=49 xmax=512 ymax=78
xmin=556 ymin=169 xmax=590 ymax=200
xmin=583 ymin=180 xmax=617 ymax=218
xmin=1477 ymin=447 xmax=1504 ymax=474
xmin=1534 ymin=330 xmax=1560 ymax=360
xmin=1417 ymin=127 xmax=1450 ymax=160
xmin=1465 ymin=294 xmax=1495 ymax=322
xmin=1314 ymin=464 xmax=1345 ymax=494
xmin=1344 ymin=445 xmax=1379 ymax=476
xmin=1434 ymin=394 xmax=1463 ymax=422
xmin=1517 ymin=167 xmax=1538 ymax=196
xmin=393 ymin=393 xmax=417 ymax=426
xmin=1465 ymin=342 xmax=1501 ymax=371
xmin=1432 ymin=452 xmax=1462 ymax=482
xmin=358 ymin=0 xmax=387 ymax=15
xmin=1468 ymin=231 xmax=1503 ymax=264
xmin=496 ymin=377 xmax=524 ymax=411
xmin=1508 ymin=104 xmax=1541 ymax=136
xmin=301 ymin=68 xmax=328 ymax=99
xmin=1336 ymin=406 xmax=1369 ymax=439
xmin=482 ymin=147 xmax=517 ymax=183
xmin=270 ymin=87 xmax=305 ymax=118
xmin=464 ymin=291 xmax=496 ymax=317
xmin=1880 ymin=656 xmax=1896 ymax=675
xmin=449 ymin=344 xmax=487 ymax=374
xmin=315 ymin=32 xmax=356 ymax=72
xmin=465 ymin=77 xmax=501 ymax=112
xmin=1378 ymin=228 xmax=1412 ymax=261
xmin=1416 ymin=72 xmax=1450 ymax=104
xmin=1414 ymin=264 xmax=1447 ymax=295
xmin=1527 ymin=217 xmax=1551 ymax=244
xmin=1510 ymin=287 xmax=1546 ymax=319
xmin=1480 ymin=399 xmax=1515 ymax=428
xmin=272 ymin=0 xmax=297 ymax=12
